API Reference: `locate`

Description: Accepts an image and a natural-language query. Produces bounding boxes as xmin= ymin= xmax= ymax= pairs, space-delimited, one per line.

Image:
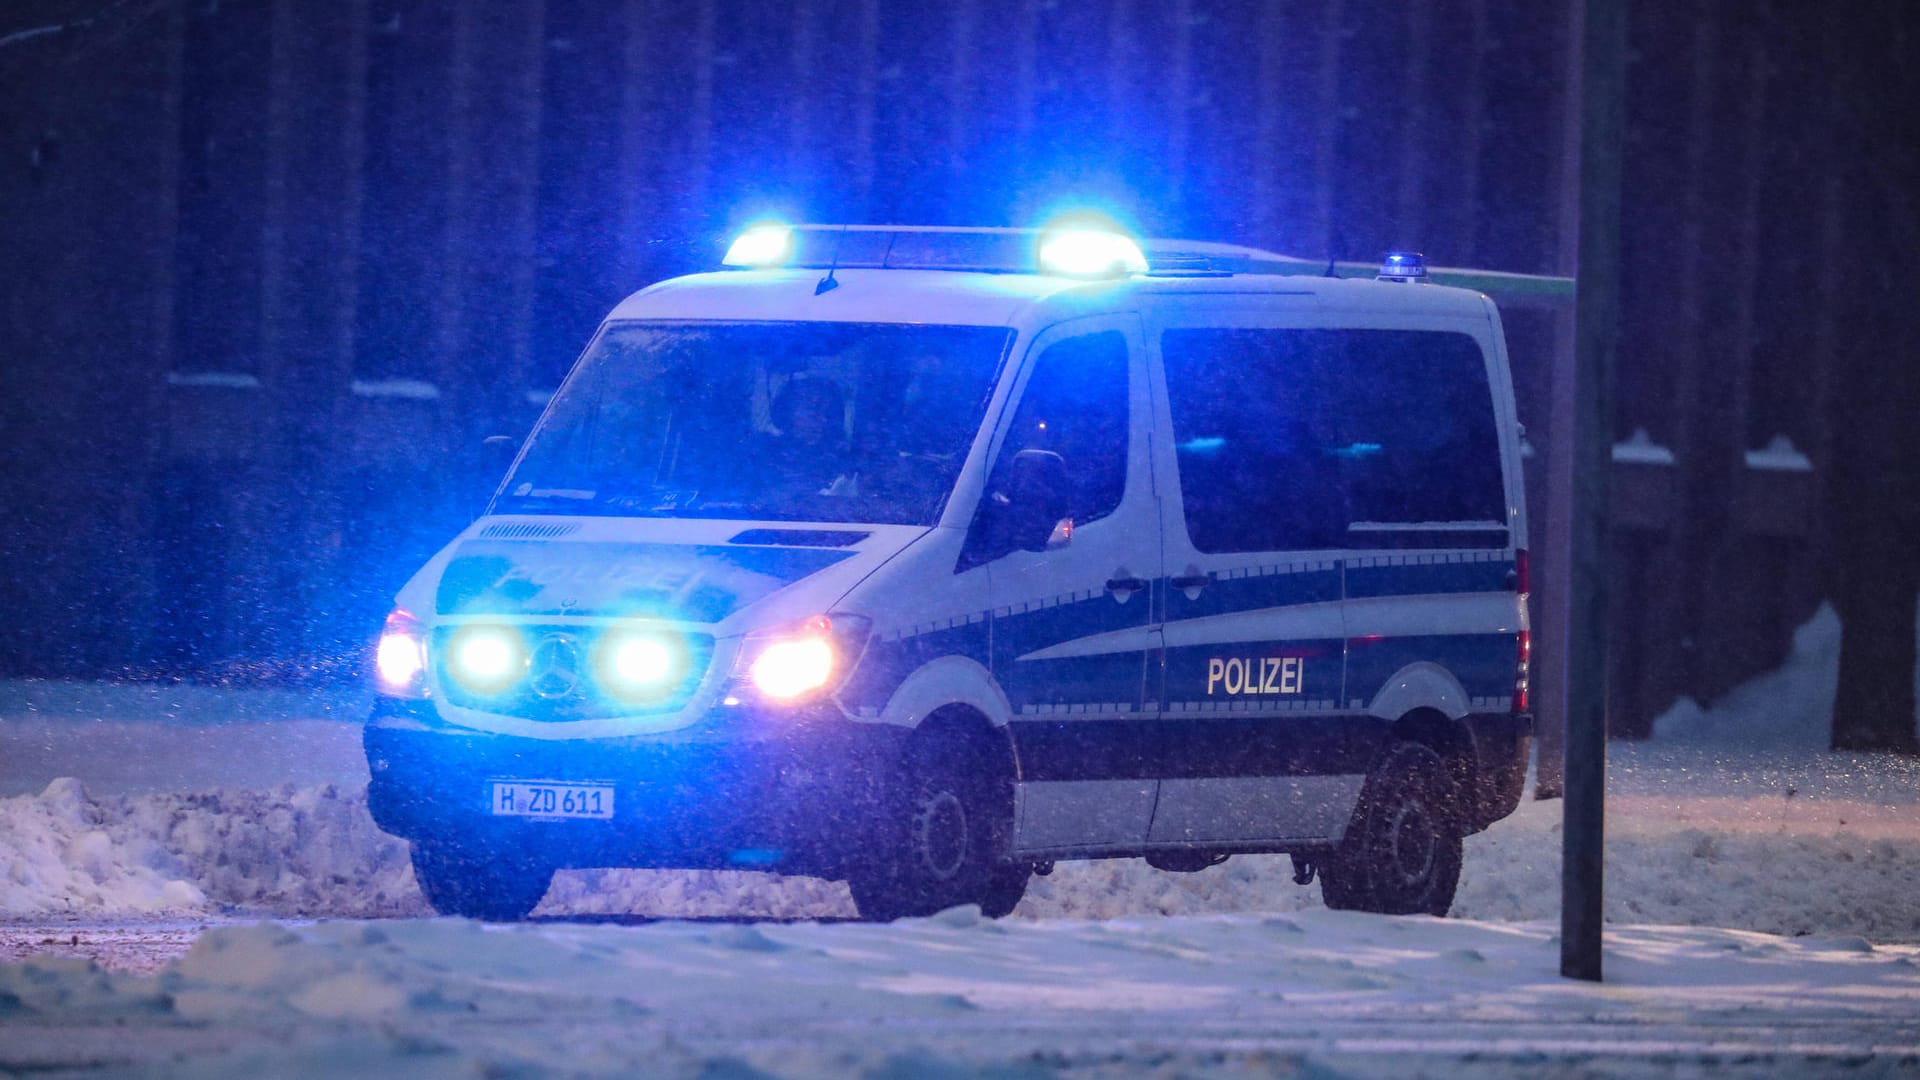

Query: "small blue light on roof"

xmin=1037 ymin=229 xmax=1148 ymax=278
xmin=723 ymin=224 xmax=794 ymax=267
xmin=1378 ymin=251 xmax=1428 ymax=282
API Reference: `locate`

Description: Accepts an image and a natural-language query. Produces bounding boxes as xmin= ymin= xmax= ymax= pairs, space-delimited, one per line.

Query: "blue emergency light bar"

xmin=722 ymin=224 xmax=1147 ymax=279
xmin=1377 ymin=251 xmax=1428 ymax=282
xmin=717 ymin=224 xmax=1576 ymax=308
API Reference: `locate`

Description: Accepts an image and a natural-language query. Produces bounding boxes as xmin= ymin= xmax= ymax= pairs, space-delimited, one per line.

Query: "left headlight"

xmin=733 ymin=614 xmax=871 ymax=704
xmin=374 ymin=608 xmax=429 ymax=698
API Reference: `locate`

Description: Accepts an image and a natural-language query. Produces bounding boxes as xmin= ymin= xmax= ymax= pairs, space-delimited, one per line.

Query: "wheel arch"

xmin=1365 ymin=660 xmax=1472 ymax=722
xmin=908 ymin=701 xmax=1022 ymax=783
xmin=1386 ymin=706 xmax=1477 ymax=816
xmin=872 ymin=654 xmax=1013 ymax=729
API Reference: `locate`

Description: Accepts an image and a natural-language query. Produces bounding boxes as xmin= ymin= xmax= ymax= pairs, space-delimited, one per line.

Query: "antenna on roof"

xmin=814 ymin=227 xmax=844 ymax=296
xmin=1323 ymin=227 xmax=1343 ymax=277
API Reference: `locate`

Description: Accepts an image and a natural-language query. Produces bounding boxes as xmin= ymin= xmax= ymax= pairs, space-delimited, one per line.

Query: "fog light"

xmin=595 ymin=630 xmax=686 ymax=701
xmin=447 ymin=624 xmax=527 ymax=694
xmin=614 ymin=637 xmax=671 ymax=683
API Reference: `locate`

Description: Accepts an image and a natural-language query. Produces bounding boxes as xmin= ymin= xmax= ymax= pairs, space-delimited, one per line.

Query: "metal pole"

xmin=1537 ymin=0 xmax=1589 ymax=803
xmin=1561 ymin=0 xmax=1626 ymax=983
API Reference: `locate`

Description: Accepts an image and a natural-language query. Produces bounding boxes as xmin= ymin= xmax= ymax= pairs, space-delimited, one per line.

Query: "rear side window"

xmin=1161 ymin=328 xmax=1503 ymax=553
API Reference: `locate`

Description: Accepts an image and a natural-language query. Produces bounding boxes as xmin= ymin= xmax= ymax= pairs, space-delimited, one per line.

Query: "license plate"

xmin=490 ymin=781 xmax=615 ymax=820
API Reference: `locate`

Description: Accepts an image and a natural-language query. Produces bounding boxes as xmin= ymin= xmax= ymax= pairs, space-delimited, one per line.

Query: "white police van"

xmin=365 ymin=223 xmax=1533 ymax=921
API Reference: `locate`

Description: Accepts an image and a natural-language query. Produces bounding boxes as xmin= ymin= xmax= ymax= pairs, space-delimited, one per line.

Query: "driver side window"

xmin=961 ymin=331 xmax=1130 ymax=568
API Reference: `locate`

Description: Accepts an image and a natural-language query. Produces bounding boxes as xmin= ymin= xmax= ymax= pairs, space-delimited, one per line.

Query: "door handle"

xmin=1104 ymin=576 xmax=1149 ymax=594
xmin=1170 ymin=574 xmax=1211 ymax=592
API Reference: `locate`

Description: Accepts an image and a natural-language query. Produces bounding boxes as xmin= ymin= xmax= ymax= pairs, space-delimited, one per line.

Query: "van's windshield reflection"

xmin=496 ymin=321 xmax=1011 ymax=525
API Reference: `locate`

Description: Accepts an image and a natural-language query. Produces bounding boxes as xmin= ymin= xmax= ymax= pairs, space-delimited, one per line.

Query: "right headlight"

xmin=732 ymin=614 xmax=870 ymax=704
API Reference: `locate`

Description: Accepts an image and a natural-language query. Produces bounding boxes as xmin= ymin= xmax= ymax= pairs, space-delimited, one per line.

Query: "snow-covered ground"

xmin=3 ymin=604 xmax=1917 ymax=1075
xmin=5 ymin=908 xmax=1918 ymax=1078
xmin=4 ymin=738 xmax=1915 ymax=942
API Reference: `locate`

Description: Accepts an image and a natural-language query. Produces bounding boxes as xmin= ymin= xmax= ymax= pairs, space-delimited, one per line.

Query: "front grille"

xmin=435 ymin=624 xmax=715 ymax=721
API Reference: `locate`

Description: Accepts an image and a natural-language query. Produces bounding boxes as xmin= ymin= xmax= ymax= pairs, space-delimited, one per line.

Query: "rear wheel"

xmin=410 ymin=843 xmax=555 ymax=921
xmin=980 ymin=864 xmax=1032 ymax=918
xmin=848 ymin=726 xmax=1026 ymax=921
xmin=1319 ymin=741 xmax=1464 ymax=916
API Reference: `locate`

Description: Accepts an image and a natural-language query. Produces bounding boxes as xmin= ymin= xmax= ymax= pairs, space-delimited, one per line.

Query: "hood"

xmin=422 ymin=518 xmax=924 ymax=629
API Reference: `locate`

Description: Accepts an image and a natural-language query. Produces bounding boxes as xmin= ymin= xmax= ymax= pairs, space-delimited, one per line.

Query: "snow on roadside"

xmin=0 ymin=779 xmax=206 ymax=916
xmin=7 ymin=748 xmax=1919 ymax=944
xmin=1 ymin=778 xmax=422 ymax=919
xmin=3 ymin=910 xmax=1918 ymax=1078
xmin=1652 ymin=594 xmax=1920 ymax=749
xmin=5 ymin=596 xmax=1916 ymax=940
xmin=1653 ymin=603 xmax=1844 ymax=746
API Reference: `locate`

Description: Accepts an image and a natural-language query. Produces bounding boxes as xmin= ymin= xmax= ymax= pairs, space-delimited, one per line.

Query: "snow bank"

xmin=1653 ymin=603 xmax=1844 ymax=746
xmin=7 ymin=744 xmax=1918 ymax=944
xmin=0 ymin=779 xmax=206 ymax=916
xmin=5 ymin=614 xmax=1917 ymax=944
xmin=1 ymin=778 xmax=422 ymax=919
xmin=1652 ymin=594 xmax=1920 ymax=749
xmin=3 ymin=911 xmax=1917 ymax=1076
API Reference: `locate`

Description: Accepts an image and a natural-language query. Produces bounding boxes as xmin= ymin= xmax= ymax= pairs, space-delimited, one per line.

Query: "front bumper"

xmin=363 ymin=697 xmax=904 ymax=876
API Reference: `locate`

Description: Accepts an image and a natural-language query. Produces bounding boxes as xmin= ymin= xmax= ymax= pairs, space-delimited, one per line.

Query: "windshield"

xmin=496 ymin=321 xmax=1012 ymax=524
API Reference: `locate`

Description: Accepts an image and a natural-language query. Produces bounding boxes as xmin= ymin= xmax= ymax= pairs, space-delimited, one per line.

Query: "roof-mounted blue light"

xmin=1037 ymin=229 xmax=1148 ymax=278
xmin=723 ymin=224 xmax=794 ymax=268
xmin=1378 ymin=251 xmax=1428 ymax=282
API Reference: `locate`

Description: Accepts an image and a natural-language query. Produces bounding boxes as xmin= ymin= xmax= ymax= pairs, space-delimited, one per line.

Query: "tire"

xmin=848 ymin=728 xmax=1022 ymax=921
xmin=1319 ymin=741 xmax=1464 ymax=916
xmin=980 ymin=864 xmax=1032 ymax=918
xmin=410 ymin=843 xmax=555 ymax=921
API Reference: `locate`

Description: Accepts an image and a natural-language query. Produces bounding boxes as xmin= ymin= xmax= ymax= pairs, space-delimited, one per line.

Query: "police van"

xmin=364 ymin=222 xmax=1534 ymax=922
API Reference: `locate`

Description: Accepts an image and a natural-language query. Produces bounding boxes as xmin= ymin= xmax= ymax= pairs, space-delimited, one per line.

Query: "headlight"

xmin=594 ymin=628 xmax=688 ymax=702
xmin=446 ymin=624 xmax=529 ymax=694
xmin=375 ymin=608 xmax=428 ymax=698
xmin=735 ymin=615 xmax=870 ymax=704
xmin=750 ymin=636 xmax=836 ymax=700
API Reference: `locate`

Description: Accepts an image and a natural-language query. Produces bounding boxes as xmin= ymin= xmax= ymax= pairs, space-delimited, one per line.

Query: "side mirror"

xmin=958 ymin=449 xmax=1074 ymax=571
xmin=1003 ymin=449 xmax=1072 ymax=553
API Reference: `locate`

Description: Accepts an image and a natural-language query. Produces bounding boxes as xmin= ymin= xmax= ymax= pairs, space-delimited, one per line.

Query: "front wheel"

xmin=1319 ymin=741 xmax=1464 ymax=916
xmin=410 ymin=843 xmax=555 ymax=921
xmin=848 ymin=729 xmax=1024 ymax=921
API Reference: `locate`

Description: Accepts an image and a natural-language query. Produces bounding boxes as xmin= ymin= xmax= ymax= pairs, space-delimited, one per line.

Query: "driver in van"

xmin=763 ymin=374 xmax=859 ymax=498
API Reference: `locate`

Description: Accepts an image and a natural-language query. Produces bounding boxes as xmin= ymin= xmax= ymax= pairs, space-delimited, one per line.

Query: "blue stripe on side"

xmin=1014 ymin=713 xmax=1390 ymax=782
xmin=994 ymin=594 xmax=1149 ymax=713
xmin=1345 ymin=632 xmax=1517 ymax=703
xmin=837 ymin=621 xmax=992 ymax=716
xmin=1344 ymin=556 xmax=1512 ymax=599
xmin=1162 ymin=564 xmax=1341 ymax=620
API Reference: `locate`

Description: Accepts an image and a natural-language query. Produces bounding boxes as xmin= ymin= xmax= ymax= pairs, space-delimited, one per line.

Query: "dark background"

xmin=2 ymin=0 xmax=1915 ymax=748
